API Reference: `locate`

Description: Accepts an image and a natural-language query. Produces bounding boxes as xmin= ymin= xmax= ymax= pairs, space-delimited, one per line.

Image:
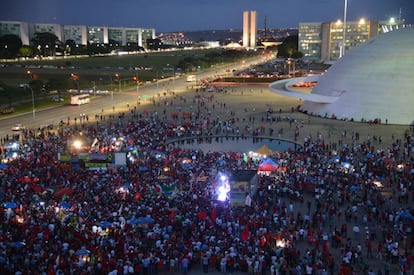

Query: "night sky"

xmin=1 ymin=0 xmax=413 ymax=32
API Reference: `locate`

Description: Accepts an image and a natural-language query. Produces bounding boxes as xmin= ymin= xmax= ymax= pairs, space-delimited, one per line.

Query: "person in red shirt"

xmin=376 ymin=242 xmax=383 ymax=260
xmin=366 ymin=240 xmax=373 ymax=258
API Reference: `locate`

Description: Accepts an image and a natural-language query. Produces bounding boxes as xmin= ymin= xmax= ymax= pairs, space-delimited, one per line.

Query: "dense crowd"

xmin=0 ymin=90 xmax=414 ymax=275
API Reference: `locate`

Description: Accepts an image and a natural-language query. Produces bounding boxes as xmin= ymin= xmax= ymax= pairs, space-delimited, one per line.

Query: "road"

xmin=0 ymin=55 xmax=269 ymax=138
xmin=0 ymin=57 xmax=268 ymax=138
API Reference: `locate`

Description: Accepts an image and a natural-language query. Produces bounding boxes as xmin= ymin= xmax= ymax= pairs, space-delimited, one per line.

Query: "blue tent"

xmin=400 ymin=211 xmax=414 ymax=221
xmin=258 ymin=158 xmax=278 ymax=172
xmin=75 ymin=248 xmax=91 ymax=255
xmin=128 ymin=216 xmax=155 ymax=225
xmin=329 ymin=156 xmax=340 ymax=163
xmin=121 ymin=184 xmax=132 ymax=190
xmin=60 ymin=202 xmax=72 ymax=209
xmin=350 ymin=186 xmax=361 ymax=191
xmin=260 ymin=158 xmax=278 ymax=167
xmin=3 ymin=202 xmax=18 ymax=209
xmin=98 ymin=221 xmax=113 ymax=228
xmin=10 ymin=241 xmax=25 ymax=249
xmin=138 ymin=166 xmax=148 ymax=172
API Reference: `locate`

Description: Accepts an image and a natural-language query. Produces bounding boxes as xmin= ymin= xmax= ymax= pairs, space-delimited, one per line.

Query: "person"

xmin=182 ymin=257 xmax=189 ymax=275
xmin=353 ymin=224 xmax=360 ymax=241
xmin=384 ymin=261 xmax=390 ymax=275
xmin=220 ymin=256 xmax=227 ymax=273
xmin=202 ymin=254 xmax=209 ymax=273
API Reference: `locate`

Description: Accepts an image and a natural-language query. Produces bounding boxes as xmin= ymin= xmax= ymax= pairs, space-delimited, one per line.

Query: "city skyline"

xmin=1 ymin=0 xmax=413 ymax=32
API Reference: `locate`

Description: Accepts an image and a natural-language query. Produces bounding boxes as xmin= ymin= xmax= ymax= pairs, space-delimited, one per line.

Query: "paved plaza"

xmin=1 ymin=82 xmax=412 ymax=274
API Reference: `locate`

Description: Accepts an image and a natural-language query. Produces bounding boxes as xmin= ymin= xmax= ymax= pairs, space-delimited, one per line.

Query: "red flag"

xmin=198 ymin=211 xmax=207 ymax=220
xmin=155 ymin=184 xmax=162 ymax=194
xmin=211 ymin=208 xmax=217 ymax=222
xmin=169 ymin=210 xmax=176 ymax=221
xmin=134 ymin=192 xmax=142 ymax=201
xmin=260 ymin=235 xmax=266 ymax=247
xmin=241 ymin=226 xmax=249 ymax=241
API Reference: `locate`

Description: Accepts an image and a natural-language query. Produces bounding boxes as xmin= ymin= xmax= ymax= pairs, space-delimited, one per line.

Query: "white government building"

xmin=0 ymin=20 xmax=155 ymax=47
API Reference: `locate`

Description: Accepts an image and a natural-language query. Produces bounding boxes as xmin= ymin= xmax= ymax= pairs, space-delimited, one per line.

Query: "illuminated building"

xmin=270 ymin=27 xmax=414 ymax=125
xmin=242 ymin=11 xmax=257 ymax=49
xmin=0 ymin=20 xmax=155 ymax=47
xmin=299 ymin=18 xmax=407 ymax=61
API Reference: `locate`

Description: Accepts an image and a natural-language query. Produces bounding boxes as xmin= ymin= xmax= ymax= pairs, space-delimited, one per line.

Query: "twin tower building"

xmin=242 ymin=11 xmax=257 ymax=49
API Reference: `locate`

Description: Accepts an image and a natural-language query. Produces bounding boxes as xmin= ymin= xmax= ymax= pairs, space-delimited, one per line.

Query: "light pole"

xmin=115 ymin=73 xmax=120 ymax=92
xmin=133 ymin=75 xmax=139 ymax=105
xmin=31 ymin=86 xmax=35 ymax=119
xmin=26 ymin=70 xmax=35 ymax=119
xmin=341 ymin=0 xmax=348 ymax=58
xmin=92 ymin=81 xmax=96 ymax=95
xmin=287 ymin=60 xmax=291 ymax=77
xmin=172 ymin=66 xmax=175 ymax=92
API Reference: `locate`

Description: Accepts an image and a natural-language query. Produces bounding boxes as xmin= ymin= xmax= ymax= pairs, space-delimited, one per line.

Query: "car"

xmin=52 ymin=96 xmax=64 ymax=102
xmin=11 ymin=124 xmax=24 ymax=131
xmin=95 ymin=90 xmax=109 ymax=95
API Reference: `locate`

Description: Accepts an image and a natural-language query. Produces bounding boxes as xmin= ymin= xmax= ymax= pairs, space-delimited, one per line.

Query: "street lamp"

xmin=27 ymin=70 xmax=35 ymax=119
xmin=287 ymin=60 xmax=291 ymax=77
xmin=115 ymin=73 xmax=120 ymax=92
xmin=133 ymin=75 xmax=139 ymax=105
xmin=341 ymin=0 xmax=348 ymax=58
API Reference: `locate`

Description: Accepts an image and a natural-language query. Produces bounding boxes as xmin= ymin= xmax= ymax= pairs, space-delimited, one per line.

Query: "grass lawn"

xmin=0 ymin=48 xmax=263 ymax=116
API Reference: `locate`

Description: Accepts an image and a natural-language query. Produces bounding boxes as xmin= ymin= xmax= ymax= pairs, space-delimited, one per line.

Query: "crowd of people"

xmin=0 ymin=88 xmax=414 ymax=275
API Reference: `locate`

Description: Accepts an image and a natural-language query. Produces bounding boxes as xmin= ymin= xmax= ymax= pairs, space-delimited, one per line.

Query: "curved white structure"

xmin=269 ymin=28 xmax=414 ymax=125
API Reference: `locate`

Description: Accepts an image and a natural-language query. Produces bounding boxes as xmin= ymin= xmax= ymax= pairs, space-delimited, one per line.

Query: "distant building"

xmin=243 ymin=11 xmax=257 ymax=49
xmin=0 ymin=20 xmax=155 ymax=48
xmin=63 ymin=25 xmax=88 ymax=45
xmin=0 ymin=21 xmax=30 ymax=45
xmin=29 ymin=23 xmax=63 ymax=42
xmin=87 ymin=26 xmax=108 ymax=44
xmin=198 ymin=41 xmax=220 ymax=48
xmin=299 ymin=18 xmax=407 ymax=61
xmin=141 ymin=29 xmax=155 ymax=46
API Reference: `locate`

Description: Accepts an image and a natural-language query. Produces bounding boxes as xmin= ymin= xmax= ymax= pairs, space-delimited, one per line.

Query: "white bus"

xmin=70 ymin=94 xmax=90 ymax=105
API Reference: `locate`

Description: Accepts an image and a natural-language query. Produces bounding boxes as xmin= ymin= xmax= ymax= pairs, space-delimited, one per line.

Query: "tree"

xmin=0 ymin=34 xmax=22 ymax=59
xmin=28 ymin=79 xmax=44 ymax=95
xmin=65 ymin=39 xmax=77 ymax=49
xmin=277 ymin=35 xmax=303 ymax=59
xmin=146 ymin=38 xmax=163 ymax=50
xmin=31 ymin=32 xmax=60 ymax=57
xmin=19 ymin=45 xmax=35 ymax=58
xmin=45 ymin=78 xmax=70 ymax=99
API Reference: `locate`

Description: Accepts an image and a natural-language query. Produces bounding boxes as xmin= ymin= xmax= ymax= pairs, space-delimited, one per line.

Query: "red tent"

xmin=258 ymin=158 xmax=278 ymax=173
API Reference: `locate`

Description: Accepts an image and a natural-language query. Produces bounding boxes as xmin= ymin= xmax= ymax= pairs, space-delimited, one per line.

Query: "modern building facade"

xmin=63 ymin=25 xmax=88 ymax=45
xmin=0 ymin=20 xmax=155 ymax=48
xmin=299 ymin=18 xmax=406 ymax=61
xmin=0 ymin=21 xmax=30 ymax=45
xmin=242 ymin=11 xmax=257 ymax=49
